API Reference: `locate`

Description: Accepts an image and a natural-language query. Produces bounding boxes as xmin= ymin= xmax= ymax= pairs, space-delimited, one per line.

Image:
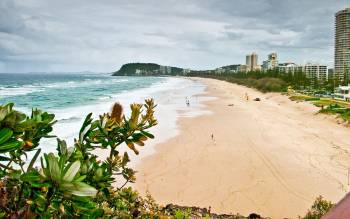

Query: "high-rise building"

xmin=262 ymin=52 xmax=278 ymax=71
xmin=335 ymin=8 xmax=350 ymax=80
xmin=246 ymin=55 xmax=251 ymax=70
xmin=304 ymin=63 xmax=328 ymax=82
xmin=245 ymin=52 xmax=259 ymax=72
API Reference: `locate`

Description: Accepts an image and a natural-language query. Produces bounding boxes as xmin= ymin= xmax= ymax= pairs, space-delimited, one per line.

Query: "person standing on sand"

xmin=244 ymin=92 xmax=249 ymax=101
xmin=186 ymin=97 xmax=190 ymax=107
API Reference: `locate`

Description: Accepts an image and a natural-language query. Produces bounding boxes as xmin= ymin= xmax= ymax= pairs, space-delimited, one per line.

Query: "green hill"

xmin=112 ymin=63 xmax=184 ymax=76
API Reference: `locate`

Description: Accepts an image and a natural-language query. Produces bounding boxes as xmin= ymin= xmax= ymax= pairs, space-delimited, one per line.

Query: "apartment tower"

xmin=335 ymin=8 xmax=350 ymax=80
xmin=246 ymin=52 xmax=258 ymax=72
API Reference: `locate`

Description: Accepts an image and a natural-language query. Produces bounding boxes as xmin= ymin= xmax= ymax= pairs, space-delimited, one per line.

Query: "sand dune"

xmin=135 ymin=78 xmax=350 ymax=218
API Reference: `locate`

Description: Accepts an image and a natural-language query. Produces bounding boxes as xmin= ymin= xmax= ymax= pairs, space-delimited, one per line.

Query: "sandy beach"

xmin=135 ymin=77 xmax=350 ymax=219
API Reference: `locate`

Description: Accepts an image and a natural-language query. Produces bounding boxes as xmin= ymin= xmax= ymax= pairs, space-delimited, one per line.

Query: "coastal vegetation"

xmin=0 ymin=100 xmax=166 ymax=218
xmin=187 ymin=69 xmax=338 ymax=93
xmin=289 ymin=94 xmax=350 ymax=122
xmin=191 ymin=75 xmax=287 ymax=92
xmin=302 ymin=196 xmax=334 ymax=219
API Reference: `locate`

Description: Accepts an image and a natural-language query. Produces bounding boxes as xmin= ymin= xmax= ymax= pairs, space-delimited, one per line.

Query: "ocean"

xmin=0 ymin=73 xmax=210 ymax=163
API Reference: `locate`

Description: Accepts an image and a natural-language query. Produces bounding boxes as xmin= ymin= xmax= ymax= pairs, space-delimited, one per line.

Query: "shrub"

xmin=302 ymin=196 xmax=334 ymax=219
xmin=0 ymin=100 xmax=160 ymax=218
xmin=257 ymin=77 xmax=287 ymax=92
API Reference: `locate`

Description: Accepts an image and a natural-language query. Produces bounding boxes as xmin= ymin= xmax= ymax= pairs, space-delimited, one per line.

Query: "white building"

xmin=166 ymin=66 xmax=172 ymax=74
xmin=215 ymin=67 xmax=225 ymax=74
xmin=159 ymin=66 xmax=172 ymax=74
xmin=304 ymin=63 xmax=328 ymax=82
xmin=182 ymin=69 xmax=191 ymax=75
xmin=159 ymin=66 xmax=166 ymax=74
xmin=135 ymin=69 xmax=142 ymax=75
xmin=334 ymin=85 xmax=350 ymax=101
xmin=277 ymin=62 xmax=303 ymax=74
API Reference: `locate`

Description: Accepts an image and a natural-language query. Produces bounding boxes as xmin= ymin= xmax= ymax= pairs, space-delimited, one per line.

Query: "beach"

xmin=135 ymin=77 xmax=350 ymax=218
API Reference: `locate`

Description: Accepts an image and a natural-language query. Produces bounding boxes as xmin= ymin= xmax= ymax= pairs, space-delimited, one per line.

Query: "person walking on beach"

xmin=186 ymin=97 xmax=190 ymax=107
xmin=245 ymin=92 xmax=249 ymax=101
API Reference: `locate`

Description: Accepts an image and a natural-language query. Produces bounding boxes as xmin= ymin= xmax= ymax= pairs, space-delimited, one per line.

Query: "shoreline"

xmin=93 ymin=77 xmax=212 ymax=167
xmin=135 ymin=77 xmax=350 ymax=218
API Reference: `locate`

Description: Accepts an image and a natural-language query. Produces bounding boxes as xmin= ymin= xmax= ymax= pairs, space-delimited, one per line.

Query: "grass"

xmin=289 ymin=94 xmax=350 ymax=122
xmin=289 ymin=95 xmax=311 ymax=102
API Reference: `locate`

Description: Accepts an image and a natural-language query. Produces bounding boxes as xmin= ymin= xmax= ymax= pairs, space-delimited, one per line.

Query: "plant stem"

xmin=0 ymin=163 xmax=15 ymax=171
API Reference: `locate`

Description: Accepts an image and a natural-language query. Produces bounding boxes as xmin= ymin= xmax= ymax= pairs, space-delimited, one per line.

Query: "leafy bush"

xmin=302 ymin=196 xmax=334 ymax=219
xmin=173 ymin=209 xmax=191 ymax=219
xmin=254 ymin=77 xmax=287 ymax=92
xmin=0 ymin=100 xmax=160 ymax=218
xmin=219 ymin=77 xmax=286 ymax=92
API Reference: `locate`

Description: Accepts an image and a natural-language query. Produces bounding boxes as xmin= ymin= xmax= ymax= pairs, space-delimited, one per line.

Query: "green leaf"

xmin=0 ymin=103 xmax=13 ymax=121
xmin=0 ymin=139 xmax=23 ymax=153
xmin=75 ymin=175 xmax=86 ymax=182
xmin=79 ymin=113 xmax=93 ymax=143
xmin=72 ymin=182 xmax=97 ymax=196
xmin=30 ymin=181 xmax=52 ymax=188
xmin=0 ymin=128 xmax=13 ymax=145
xmin=62 ymin=182 xmax=97 ymax=197
xmin=20 ymin=171 xmax=41 ymax=182
xmin=47 ymin=153 xmax=61 ymax=182
xmin=141 ymin=130 xmax=154 ymax=139
xmin=63 ymin=161 xmax=80 ymax=182
xmin=57 ymin=138 xmax=67 ymax=157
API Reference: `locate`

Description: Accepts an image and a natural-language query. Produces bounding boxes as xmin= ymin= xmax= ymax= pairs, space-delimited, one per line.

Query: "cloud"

xmin=0 ymin=0 xmax=348 ymax=72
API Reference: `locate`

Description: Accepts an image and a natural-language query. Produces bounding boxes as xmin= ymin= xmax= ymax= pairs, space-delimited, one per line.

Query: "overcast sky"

xmin=0 ymin=0 xmax=348 ymax=73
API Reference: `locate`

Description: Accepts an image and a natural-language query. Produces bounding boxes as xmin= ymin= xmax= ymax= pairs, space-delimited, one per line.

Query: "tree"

xmin=302 ymin=196 xmax=334 ymax=219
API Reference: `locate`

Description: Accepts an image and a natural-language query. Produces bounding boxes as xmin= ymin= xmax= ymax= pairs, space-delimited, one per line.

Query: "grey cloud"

xmin=0 ymin=0 xmax=348 ymax=72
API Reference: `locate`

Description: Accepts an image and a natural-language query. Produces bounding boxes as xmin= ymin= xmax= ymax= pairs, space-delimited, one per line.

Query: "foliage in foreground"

xmin=0 ymin=100 xmax=164 ymax=218
xmin=301 ymin=196 xmax=334 ymax=219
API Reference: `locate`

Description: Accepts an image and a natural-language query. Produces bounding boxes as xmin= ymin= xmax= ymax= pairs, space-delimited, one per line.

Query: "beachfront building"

xmin=262 ymin=53 xmax=278 ymax=71
xmin=328 ymin=68 xmax=334 ymax=79
xmin=216 ymin=64 xmax=242 ymax=73
xmin=304 ymin=63 xmax=328 ymax=82
xmin=159 ymin=65 xmax=166 ymax=74
xmin=215 ymin=67 xmax=225 ymax=74
xmin=226 ymin=64 xmax=242 ymax=73
xmin=334 ymin=84 xmax=350 ymax=101
xmin=182 ymin=69 xmax=191 ymax=75
xmin=239 ymin=65 xmax=247 ymax=73
xmin=159 ymin=65 xmax=172 ymax=74
xmin=245 ymin=52 xmax=259 ymax=72
xmin=335 ymin=8 xmax=350 ymax=81
xmin=277 ymin=62 xmax=303 ymax=74
xmin=135 ymin=69 xmax=142 ymax=75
